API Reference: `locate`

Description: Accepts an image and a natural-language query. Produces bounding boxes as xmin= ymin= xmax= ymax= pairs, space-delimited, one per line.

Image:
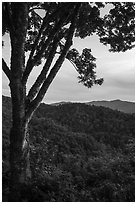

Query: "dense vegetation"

xmin=2 ymin=96 xmax=135 ymax=201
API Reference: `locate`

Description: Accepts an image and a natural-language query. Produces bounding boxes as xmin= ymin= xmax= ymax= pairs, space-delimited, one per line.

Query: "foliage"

xmin=34 ymin=103 xmax=135 ymax=149
xmin=98 ymin=2 xmax=135 ymax=52
xmin=2 ymin=2 xmax=135 ymax=91
xmin=2 ymin=96 xmax=135 ymax=201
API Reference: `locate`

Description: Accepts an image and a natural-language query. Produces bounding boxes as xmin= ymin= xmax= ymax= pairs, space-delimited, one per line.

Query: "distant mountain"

xmin=50 ymin=101 xmax=71 ymax=106
xmin=2 ymin=95 xmax=135 ymax=114
xmin=86 ymin=99 xmax=135 ymax=114
xmin=50 ymin=99 xmax=135 ymax=114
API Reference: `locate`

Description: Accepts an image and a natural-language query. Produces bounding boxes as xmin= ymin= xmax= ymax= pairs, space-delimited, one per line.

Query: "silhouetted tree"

xmin=2 ymin=2 xmax=135 ymax=201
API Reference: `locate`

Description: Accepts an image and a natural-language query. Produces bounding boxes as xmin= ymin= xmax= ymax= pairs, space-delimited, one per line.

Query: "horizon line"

xmin=2 ymin=94 xmax=135 ymax=104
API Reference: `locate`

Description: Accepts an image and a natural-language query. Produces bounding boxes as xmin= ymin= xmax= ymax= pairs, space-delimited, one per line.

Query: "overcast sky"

xmin=2 ymin=10 xmax=135 ymax=104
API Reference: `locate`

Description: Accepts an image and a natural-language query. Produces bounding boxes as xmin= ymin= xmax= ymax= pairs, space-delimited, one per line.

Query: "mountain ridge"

xmin=2 ymin=95 xmax=135 ymax=114
xmin=50 ymin=99 xmax=135 ymax=114
xmin=86 ymin=99 xmax=135 ymax=114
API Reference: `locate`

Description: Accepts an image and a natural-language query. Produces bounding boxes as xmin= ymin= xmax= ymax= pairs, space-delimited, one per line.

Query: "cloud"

xmin=2 ymin=33 xmax=135 ymax=103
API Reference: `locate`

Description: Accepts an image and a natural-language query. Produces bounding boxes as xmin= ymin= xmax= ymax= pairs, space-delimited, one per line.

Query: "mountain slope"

xmin=35 ymin=102 xmax=134 ymax=149
xmin=86 ymin=99 xmax=135 ymax=113
xmin=2 ymin=95 xmax=135 ymax=202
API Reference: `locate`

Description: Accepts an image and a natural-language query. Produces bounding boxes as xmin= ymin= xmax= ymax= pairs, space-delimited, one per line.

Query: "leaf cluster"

xmin=98 ymin=2 xmax=135 ymax=52
xmin=66 ymin=48 xmax=103 ymax=87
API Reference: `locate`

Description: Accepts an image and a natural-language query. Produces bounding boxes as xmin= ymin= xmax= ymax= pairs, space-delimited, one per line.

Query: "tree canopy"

xmin=2 ymin=2 xmax=135 ymax=96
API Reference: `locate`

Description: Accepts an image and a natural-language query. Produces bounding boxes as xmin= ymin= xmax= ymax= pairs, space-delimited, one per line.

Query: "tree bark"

xmin=7 ymin=3 xmax=31 ymax=201
xmin=9 ymin=122 xmax=31 ymax=201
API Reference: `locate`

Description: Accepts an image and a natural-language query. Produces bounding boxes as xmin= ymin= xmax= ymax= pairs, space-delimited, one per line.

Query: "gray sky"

xmin=2 ymin=21 xmax=135 ymax=104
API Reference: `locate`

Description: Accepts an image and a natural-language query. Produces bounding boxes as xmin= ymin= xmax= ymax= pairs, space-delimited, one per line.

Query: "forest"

xmin=2 ymin=95 xmax=135 ymax=202
xmin=2 ymin=2 xmax=135 ymax=201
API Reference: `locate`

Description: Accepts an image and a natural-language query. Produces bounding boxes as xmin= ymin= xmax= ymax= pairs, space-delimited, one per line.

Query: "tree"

xmin=2 ymin=2 xmax=135 ymax=201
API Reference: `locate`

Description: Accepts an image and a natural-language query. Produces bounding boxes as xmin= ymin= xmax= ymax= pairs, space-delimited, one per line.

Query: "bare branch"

xmin=32 ymin=10 xmax=43 ymax=20
xmin=4 ymin=3 xmax=15 ymax=35
xmin=22 ymin=10 xmax=52 ymax=85
xmin=26 ymin=37 xmax=60 ymax=102
xmin=67 ymin=58 xmax=78 ymax=71
xmin=2 ymin=58 xmax=11 ymax=81
xmin=28 ymin=6 xmax=54 ymax=60
xmin=33 ymin=4 xmax=75 ymax=61
xmin=22 ymin=4 xmax=74 ymax=85
xmin=25 ymin=3 xmax=81 ymax=120
xmin=56 ymin=51 xmax=78 ymax=71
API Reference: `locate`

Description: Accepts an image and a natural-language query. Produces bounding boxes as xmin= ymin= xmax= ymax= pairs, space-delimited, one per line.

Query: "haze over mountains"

xmin=2 ymin=94 xmax=135 ymax=114
xmin=51 ymin=99 xmax=135 ymax=114
xmin=86 ymin=100 xmax=135 ymax=114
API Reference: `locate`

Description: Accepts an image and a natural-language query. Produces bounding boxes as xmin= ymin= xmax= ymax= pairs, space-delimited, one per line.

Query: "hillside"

xmin=2 ymin=95 xmax=135 ymax=202
xmin=35 ymin=102 xmax=134 ymax=149
xmin=86 ymin=99 xmax=135 ymax=114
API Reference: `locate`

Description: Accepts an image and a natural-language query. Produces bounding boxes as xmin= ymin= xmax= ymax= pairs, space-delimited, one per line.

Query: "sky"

xmin=2 ymin=5 xmax=135 ymax=104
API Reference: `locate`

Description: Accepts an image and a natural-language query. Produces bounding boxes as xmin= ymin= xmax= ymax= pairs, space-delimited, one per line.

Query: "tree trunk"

xmin=9 ymin=121 xmax=31 ymax=201
xmin=9 ymin=68 xmax=32 ymax=201
xmin=7 ymin=3 xmax=30 ymax=201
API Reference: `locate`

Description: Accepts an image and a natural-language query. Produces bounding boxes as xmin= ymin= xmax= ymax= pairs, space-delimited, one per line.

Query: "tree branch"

xmin=25 ymin=3 xmax=81 ymax=120
xmin=27 ymin=5 xmax=54 ymax=60
xmin=22 ymin=4 xmax=74 ymax=85
xmin=22 ymin=9 xmax=52 ymax=85
xmin=32 ymin=10 xmax=43 ymax=20
xmin=2 ymin=58 xmax=11 ymax=81
xmin=29 ymin=7 xmax=45 ymax=13
xmin=67 ymin=58 xmax=78 ymax=71
xmin=26 ymin=37 xmax=60 ymax=103
xmin=4 ymin=3 xmax=15 ymax=36
xmin=56 ymin=52 xmax=78 ymax=71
